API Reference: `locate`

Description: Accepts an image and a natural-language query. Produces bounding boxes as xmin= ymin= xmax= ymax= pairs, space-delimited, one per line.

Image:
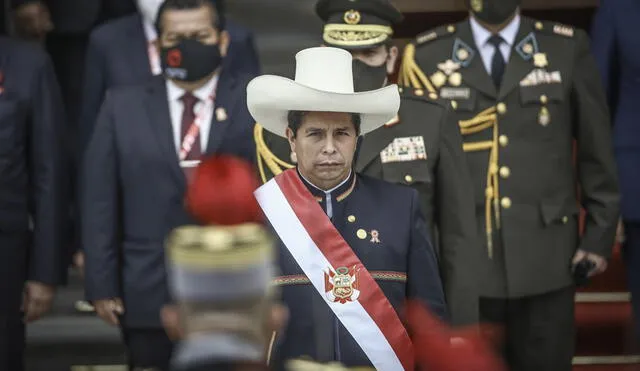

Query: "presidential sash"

xmin=254 ymin=169 xmax=414 ymax=371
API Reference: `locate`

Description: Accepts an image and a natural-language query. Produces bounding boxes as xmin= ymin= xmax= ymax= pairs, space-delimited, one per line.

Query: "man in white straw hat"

xmin=250 ymin=46 xmax=446 ymax=371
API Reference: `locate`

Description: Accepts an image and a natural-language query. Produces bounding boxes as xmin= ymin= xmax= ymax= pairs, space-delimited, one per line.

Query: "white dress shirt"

xmin=469 ymin=14 xmax=521 ymax=75
xmin=143 ymin=19 xmax=163 ymax=75
xmin=165 ymin=75 xmax=219 ymax=156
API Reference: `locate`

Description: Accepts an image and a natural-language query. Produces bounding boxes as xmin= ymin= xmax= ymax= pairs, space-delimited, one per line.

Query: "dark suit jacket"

xmin=591 ymin=0 xmax=640 ymax=222
xmin=270 ymin=170 xmax=446 ymax=368
xmin=405 ymin=17 xmax=620 ymax=298
xmin=256 ymin=88 xmax=479 ymax=326
xmin=0 ymin=36 xmax=67 ymax=285
xmin=80 ymin=72 xmax=256 ymax=328
xmin=78 ymin=13 xmax=260 ymax=160
xmin=12 ymin=0 xmax=136 ymax=33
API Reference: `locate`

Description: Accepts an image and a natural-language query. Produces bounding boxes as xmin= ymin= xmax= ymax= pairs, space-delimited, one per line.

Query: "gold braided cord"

xmin=398 ymin=44 xmax=436 ymax=93
xmin=457 ymin=108 xmax=501 ymax=258
xmin=254 ymin=124 xmax=294 ymax=184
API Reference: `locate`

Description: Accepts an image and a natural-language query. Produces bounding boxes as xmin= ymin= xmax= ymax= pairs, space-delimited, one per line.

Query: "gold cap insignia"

xmin=437 ymin=59 xmax=461 ymax=76
xmin=343 ymin=10 xmax=361 ymax=25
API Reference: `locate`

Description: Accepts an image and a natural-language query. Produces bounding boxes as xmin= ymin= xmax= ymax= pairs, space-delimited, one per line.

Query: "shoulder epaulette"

xmin=398 ymin=86 xmax=440 ymax=101
xmin=414 ymin=23 xmax=457 ymax=46
xmin=533 ymin=20 xmax=575 ymax=38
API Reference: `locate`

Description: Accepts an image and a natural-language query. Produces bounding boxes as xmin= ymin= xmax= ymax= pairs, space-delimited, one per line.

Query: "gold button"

xmin=501 ymin=197 xmax=512 ymax=209
xmin=497 ymin=103 xmax=507 ymax=114
xmin=405 ymin=175 xmax=413 ymax=183
xmin=357 ymin=229 xmax=367 ymax=239
xmin=499 ymin=166 xmax=510 ymax=178
xmin=447 ymin=25 xmax=456 ymax=33
xmin=499 ymin=135 xmax=509 ymax=147
xmin=535 ymin=22 xmax=543 ymax=30
xmin=398 ymin=87 xmax=403 ymax=93
xmin=348 ymin=215 xmax=356 ymax=223
xmin=451 ymin=100 xmax=458 ymax=110
xmin=562 ymin=216 xmax=569 ymax=224
xmin=540 ymin=95 xmax=548 ymax=104
xmin=415 ymin=89 xmax=424 ymax=96
xmin=429 ymin=92 xmax=438 ymax=100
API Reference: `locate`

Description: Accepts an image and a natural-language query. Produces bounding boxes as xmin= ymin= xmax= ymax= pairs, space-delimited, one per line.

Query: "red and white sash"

xmin=254 ymin=169 xmax=414 ymax=371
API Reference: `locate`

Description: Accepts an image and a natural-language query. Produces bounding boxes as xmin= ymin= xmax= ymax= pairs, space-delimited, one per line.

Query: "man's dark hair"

xmin=155 ymin=0 xmax=226 ymax=34
xmin=287 ymin=111 xmax=361 ymax=138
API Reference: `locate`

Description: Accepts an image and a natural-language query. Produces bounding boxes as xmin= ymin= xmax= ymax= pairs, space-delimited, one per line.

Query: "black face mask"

xmin=352 ymin=59 xmax=388 ymax=92
xmin=161 ymin=38 xmax=223 ymax=82
xmin=467 ymin=0 xmax=520 ymax=25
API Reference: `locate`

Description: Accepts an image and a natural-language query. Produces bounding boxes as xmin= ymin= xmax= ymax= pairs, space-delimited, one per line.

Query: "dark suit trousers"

xmin=0 ymin=232 xmax=29 ymax=371
xmin=623 ymin=222 xmax=640 ymax=342
xmin=121 ymin=327 xmax=174 ymax=370
xmin=479 ymin=286 xmax=575 ymax=371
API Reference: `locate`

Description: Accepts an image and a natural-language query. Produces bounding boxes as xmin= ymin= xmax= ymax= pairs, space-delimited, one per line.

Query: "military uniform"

xmin=401 ymin=14 xmax=620 ymax=370
xmin=255 ymin=0 xmax=480 ymax=327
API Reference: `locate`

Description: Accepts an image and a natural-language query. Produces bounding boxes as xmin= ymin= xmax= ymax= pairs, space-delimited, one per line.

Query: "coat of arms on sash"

xmin=324 ymin=266 xmax=360 ymax=304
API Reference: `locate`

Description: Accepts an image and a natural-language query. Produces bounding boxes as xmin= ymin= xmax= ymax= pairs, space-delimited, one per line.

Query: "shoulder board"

xmin=533 ymin=19 xmax=575 ymax=38
xmin=398 ymin=86 xmax=446 ymax=107
xmin=414 ymin=23 xmax=457 ymax=46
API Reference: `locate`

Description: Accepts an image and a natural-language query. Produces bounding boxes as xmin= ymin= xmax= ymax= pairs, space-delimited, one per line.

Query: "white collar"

xmin=470 ymin=13 xmax=521 ymax=49
xmin=300 ymin=170 xmax=352 ymax=194
xmin=166 ymin=74 xmax=220 ymax=103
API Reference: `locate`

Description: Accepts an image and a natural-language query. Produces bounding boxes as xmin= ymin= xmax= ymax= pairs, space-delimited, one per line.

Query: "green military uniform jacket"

xmin=401 ymin=17 xmax=620 ymax=298
xmin=254 ymin=86 xmax=480 ymax=325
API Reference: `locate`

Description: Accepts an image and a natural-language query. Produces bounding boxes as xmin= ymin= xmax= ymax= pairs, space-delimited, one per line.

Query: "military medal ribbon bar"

xmin=254 ymin=169 xmax=414 ymax=371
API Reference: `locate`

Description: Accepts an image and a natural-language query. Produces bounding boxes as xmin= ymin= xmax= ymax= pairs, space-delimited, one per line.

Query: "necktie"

xmin=180 ymin=92 xmax=201 ymax=181
xmin=488 ymin=35 xmax=506 ymax=88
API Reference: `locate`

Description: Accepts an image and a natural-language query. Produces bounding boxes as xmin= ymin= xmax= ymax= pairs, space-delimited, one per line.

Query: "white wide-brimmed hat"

xmin=246 ymin=47 xmax=400 ymax=138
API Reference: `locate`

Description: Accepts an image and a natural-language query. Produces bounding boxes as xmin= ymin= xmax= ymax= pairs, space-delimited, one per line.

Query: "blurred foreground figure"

xmin=162 ymin=154 xmax=284 ymax=371
xmin=284 ymin=300 xmax=506 ymax=371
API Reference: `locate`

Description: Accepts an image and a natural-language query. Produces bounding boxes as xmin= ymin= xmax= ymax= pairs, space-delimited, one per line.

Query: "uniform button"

xmin=357 ymin=229 xmax=367 ymax=239
xmin=535 ymin=21 xmax=544 ymax=30
xmin=347 ymin=215 xmax=356 ymax=223
xmin=451 ymin=100 xmax=458 ymax=110
xmin=540 ymin=94 xmax=548 ymax=104
xmin=447 ymin=25 xmax=456 ymax=33
xmin=497 ymin=103 xmax=507 ymax=114
xmin=499 ymin=135 xmax=509 ymax=147
xmin=499 ymin=166 xmax=510 ymax=178
xmin=562 ymin=216 xmax=569 ymax=224
xmin=501 ymin=197 xmax=512 ymax=209
xmin=404 ymin=175 xmax=413 ymax=183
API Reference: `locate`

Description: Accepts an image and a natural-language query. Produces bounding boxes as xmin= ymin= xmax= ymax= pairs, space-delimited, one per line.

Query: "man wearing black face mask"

xmin=401 ymin=1 xmax=620 ymax=370
xmin=255 ymin=0 xmax=480 ymax=330
xmin=80 ymin=0 xmax=256 ymax=369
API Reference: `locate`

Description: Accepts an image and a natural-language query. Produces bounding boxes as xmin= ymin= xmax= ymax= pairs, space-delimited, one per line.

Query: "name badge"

xmin=439 ymin=87 xmax=471 ymax=100
xmin=380 ymin=136 xmax=427 ymax=164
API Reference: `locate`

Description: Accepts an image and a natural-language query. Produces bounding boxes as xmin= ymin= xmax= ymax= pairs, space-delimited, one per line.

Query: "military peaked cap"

xmin=316 ymin=0 xmax=404 ymax=49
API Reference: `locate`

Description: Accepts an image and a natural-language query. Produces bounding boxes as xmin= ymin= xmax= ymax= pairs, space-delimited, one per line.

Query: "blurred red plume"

xmin=405 ymin=300 xmax=507 ymax=371
xmin=185 ymin=155 xmax=263 ymax=225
